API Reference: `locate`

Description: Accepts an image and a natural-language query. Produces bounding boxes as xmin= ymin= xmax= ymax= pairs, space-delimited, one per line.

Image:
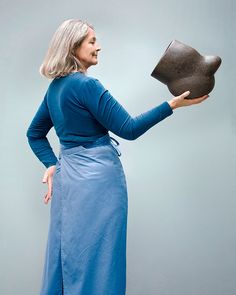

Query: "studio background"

xmin=1 ymin=0 xmax=235 ymax=294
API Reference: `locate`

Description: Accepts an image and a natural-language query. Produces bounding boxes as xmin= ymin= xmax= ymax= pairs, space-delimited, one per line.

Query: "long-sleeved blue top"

xmin=26 ymin=72 xmax=173 ymax=168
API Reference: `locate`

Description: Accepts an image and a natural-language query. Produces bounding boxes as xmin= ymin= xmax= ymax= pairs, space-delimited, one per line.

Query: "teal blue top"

xmin=26 ymin=72 xmax=173 ymax=168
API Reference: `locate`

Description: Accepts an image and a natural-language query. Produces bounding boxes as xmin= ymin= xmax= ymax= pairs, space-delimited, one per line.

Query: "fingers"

xmin=171 ymin=91 xmax=209 ymax=109
xmin=44 ymin=193 xmax=51 ymax=204
xmin=42 ymin=170 xmax=54 ymax=205
xmin=178 ymin=91 xmax=209 ymax=102
xmin=190 ymin=94 xmax=209 ymax=104
xmin=43 ymin=182 xmax=52 ymax=205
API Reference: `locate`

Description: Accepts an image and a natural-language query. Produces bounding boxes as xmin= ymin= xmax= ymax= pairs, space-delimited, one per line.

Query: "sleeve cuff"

xmin=45 ymin=161 xmax=57 ymax=168
xmin=158 ymin=101 xmax=173 ymax=120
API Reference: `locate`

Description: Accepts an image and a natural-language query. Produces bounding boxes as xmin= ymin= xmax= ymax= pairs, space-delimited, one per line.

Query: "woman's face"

xmin=75 ymin=27 xmax=101 ymax=70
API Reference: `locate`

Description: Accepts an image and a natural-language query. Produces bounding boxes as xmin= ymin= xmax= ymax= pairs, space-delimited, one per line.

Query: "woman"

xmin=26 ymin=19 xmax=208 ymax=295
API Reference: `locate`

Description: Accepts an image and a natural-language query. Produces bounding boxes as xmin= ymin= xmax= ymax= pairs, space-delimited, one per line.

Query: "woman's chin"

xmin=87 ymin=60 xmax=98 ymax=69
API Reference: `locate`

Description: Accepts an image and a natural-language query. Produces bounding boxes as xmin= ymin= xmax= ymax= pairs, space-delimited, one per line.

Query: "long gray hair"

xmin=39 ymin=19 xmax=93 ymax=79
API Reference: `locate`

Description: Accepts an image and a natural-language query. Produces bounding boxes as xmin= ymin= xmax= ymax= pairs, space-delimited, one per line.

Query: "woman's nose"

xmin=96 ymin=44 xmax=101 ymax=51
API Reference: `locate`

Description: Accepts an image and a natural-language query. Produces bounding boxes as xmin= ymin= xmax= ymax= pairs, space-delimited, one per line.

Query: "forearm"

xmin=26 ymin=95 xmax=58 ymax=168
xmin=119 ymin=101 xmax=173 ymax=140
xmin=27 ymin=136 xmax=58 ymax=168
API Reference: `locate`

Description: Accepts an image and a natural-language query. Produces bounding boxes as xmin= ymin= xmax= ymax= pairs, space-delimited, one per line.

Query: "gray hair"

xmin=39 ymin=19 xmax=94 ymax=79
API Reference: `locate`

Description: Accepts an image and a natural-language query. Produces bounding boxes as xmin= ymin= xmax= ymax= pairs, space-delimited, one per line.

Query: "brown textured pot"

xmin=151 ymin=40 xmax=222 ymax=99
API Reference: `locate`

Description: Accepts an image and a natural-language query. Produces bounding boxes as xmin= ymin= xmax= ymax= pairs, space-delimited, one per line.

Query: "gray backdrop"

xmin=1 ymin=0 xmax=235 ymax=294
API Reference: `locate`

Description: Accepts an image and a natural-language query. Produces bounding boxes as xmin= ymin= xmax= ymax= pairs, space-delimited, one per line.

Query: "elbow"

xmin=26 ymin=128 xmax=31 ymax=139
xmin=26 ymin=130 xmax=35 ymax=148
xmin=26 ymin=128 xmax=32 ymax=140
xmin=128 ymin=134 xmax=140 ymax=141
xmin=26 ymin=128 xmax=42 ymax=143
xmin=126 ymin=134 xmax=138 ymax=141
xmin=120 ymin=130 xmax=139 ymax=141
xmin=26 ymin=127 xmax=35 ymax=141
xmin=118 ymin=121 xmax=140 ymax=141
xmin=124 ymin=123 xmax=140 ymax=140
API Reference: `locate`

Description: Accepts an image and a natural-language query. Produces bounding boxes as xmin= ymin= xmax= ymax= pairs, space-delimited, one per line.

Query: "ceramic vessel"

xmin=151 ymin=40 xmax=222 ymax=99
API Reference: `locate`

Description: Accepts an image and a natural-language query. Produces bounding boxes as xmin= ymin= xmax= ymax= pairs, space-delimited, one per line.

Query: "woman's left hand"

xmin=42 ymin=165 xmax=56 ymax=205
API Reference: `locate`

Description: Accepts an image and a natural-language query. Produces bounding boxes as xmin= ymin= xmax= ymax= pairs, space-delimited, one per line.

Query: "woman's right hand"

xmin=168 ymin=91 xmax=209 ymax=110
xmin=42 ymin=165 xmax=56 ymax=205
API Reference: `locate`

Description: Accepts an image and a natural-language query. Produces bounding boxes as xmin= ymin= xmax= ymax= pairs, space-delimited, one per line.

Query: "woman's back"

xmin=46 ymin=72 xmax=108 ymax=147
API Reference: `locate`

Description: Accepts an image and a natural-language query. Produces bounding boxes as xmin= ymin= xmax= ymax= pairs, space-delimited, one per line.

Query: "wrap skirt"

xmin=39 ymin=134 xmax=128 ymax=295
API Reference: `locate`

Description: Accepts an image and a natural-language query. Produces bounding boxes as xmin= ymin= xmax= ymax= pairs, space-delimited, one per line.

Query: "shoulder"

xmin=66 ymin=72 xmax=99 ymax=83
xmin=80 ymin=75 xmax=107 ymax=96
xmin=82 ymin=75 xmax=104 ymax=88
xmin=63 ymin=72 xmax=105 ymax=90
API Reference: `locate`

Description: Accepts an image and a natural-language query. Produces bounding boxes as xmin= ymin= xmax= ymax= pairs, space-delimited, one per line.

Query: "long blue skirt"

xmin=39 ymin=134 xmax=128 ymax=295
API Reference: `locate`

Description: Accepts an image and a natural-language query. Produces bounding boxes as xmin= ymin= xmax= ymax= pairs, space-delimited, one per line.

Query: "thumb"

xmin=180 ymin=90 xmax=190 ymax=99
xmin=42 ymin=172 xmax=48 ymax=183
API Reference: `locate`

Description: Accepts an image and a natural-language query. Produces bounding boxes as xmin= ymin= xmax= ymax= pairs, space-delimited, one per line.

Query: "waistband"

xmin=59 ymin=134 xmax=121 ymax=156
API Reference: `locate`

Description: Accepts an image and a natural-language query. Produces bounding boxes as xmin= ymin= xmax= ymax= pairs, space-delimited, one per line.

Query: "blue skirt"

xmin=39 ymin=134 xmax=128 ymax=295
